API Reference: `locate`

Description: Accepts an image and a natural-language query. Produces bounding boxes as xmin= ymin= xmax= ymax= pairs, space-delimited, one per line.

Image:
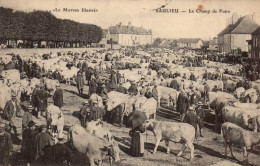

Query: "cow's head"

xmin=142 ymin=119 xmax=155 ymax=131
xmin=241 ymin=113 xmax=251 ymax=127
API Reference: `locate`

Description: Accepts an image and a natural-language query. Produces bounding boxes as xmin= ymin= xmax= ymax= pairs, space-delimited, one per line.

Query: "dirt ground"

xmin=11 ymin=83 xmax=260 ymax=166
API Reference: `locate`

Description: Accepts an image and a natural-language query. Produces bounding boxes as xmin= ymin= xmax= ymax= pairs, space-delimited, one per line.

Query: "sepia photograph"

xmin=0 ymin=0 xmax=260 ymax=165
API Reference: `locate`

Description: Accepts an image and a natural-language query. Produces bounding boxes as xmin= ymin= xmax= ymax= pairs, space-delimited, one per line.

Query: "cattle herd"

xmin=0 ymin=47 xmax=260 ymax=166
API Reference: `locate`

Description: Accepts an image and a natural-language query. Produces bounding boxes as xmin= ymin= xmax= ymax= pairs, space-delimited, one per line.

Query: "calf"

xmin=144 ymin=120 xmax=195 ymax=159
xmin=221 ymin=122 xmax=260 ymax=163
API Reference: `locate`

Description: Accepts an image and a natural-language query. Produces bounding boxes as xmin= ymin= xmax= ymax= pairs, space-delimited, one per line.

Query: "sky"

xmin=0 ymin=0 xmax=260 ymax=40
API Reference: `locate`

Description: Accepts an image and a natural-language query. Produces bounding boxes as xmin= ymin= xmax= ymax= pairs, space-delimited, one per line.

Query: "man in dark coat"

xmin=75 ymin=73 xmax=84 ymax=95
xmin=89 ymin=76 xmax=98 ymax=96
xmin=177 ymin=91 xmax=190 ymax=122
xmin=36 ymin=85 xmax=48 ymax=118
xmin=3 ymin=94 xmax=21 ymax=135
xmin=111 ymin=70 xmax=118 ymax=90
xmin=34 ymin=125 xmax=53 ymax=163
xmin=32 ymin=84 xmax=40 ymax=109
xmin=128 ymin=82 xmax=138 ymax=95
xmin=196 ymin=102 xmax=205 ymax=137
xmin=22 ymin=105 xmax=33 ymax=132
xmin=0 ymin=123 xmax=13 ymax=165
xmin=79 ymin=101 xmax=91 ymax=127
xmin=235 ymin=80 xmax=243 ymax=89
xmin=77 ymin=61 xmax=82 ymax=69
xmin=82 ymin=61 xmax=88 ymax=73
xmin=184 ymin=106 xmax=199 ymax=138
xmin=85 ymin=67 xmax=92 ymax=85
xmin=53 ymin=84 xmax=63 ymax=108
xmin=170 ymin=79 xmax=180 ymax=90
xmin=22 ymin=121 xmax=37 ymax=165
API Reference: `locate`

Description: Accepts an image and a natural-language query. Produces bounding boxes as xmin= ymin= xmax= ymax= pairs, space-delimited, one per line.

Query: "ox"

xmin=144 ymin=120 xmax=195 ymax=159
xmin=222 ymin=122 xmax=260 ymax=163
xmin=69 ymin=125 xmax=120 ymax=166
xmin=221 ymin=106 xmax=251 ymax=129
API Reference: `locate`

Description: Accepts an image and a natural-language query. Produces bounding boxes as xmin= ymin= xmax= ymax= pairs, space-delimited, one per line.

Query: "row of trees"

xmin=0 ymin=7 xmax=103 ymax=48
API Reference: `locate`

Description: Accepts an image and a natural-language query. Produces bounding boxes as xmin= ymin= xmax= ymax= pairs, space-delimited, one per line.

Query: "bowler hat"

xmin=28 ymin=121 xmax=36 ymax=127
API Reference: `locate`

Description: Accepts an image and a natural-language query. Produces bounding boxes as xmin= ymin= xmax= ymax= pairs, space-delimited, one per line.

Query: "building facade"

xmin=251 ymin=26 xmax=260 ymax=60
xmin=217 ymin=14 xmax=258 ymax=56
xmin=108 ymin=22 xmax=152 ymax=46
xmin=208 ymin=37 xmax=218 ymax=51
xmin=177 ymin=38 xmax=203 ymax=49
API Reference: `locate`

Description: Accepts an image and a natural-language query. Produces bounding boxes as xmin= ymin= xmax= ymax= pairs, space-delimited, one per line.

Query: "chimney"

xmin=128 ymin=21 xmax=131 ymax=27
xmin=252 ymin=12 xmax=255 ymax=20
xmin=232 ymin=13 xmax=238 ymax=25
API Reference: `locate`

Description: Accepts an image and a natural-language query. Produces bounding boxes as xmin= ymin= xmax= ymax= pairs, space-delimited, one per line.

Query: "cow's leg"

xmin=165 ymin=140 xmax=170 ymax=154
xmin=177 ymin=144 xmax=187 ymax=157
xmin=186 ymin=142 xmax=194 ymax=159
xmin=153 ymin=136 xmax=161 ymax=154
xmin=87 ymin=153 xmax=95 ymax=166
xmin=229 ymin=144 xmax=235 ymax=158
xmin=224 ymin=142 xmax=228 ymax=158
xmin=243 ymin=147 xmax=248 ymax=163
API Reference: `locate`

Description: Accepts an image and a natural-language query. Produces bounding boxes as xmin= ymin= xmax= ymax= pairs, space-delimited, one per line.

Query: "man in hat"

xmin=89 ymin=76 xmax=98 ymax=96
xmin=22 ymin=120 xmax=37 ymax=165
xmin=75 ymin=72 xmax=84 ymax=95
xmin=3 ymin=93 xmax=21 ymax=135
xmin=34 ymin=125 xmax=53 ymax=163
xmin=177 ymin=91 xmax=190 ymax=122
xmin=32 ymin=84 xmax=40 ymax=109
xmin=36 ymin=85 xmax=48 ymax=118
xmin=111 ymin=70 xmax=118 ymax=90
xmin=53 ymin=84 xmax=63 ymax=108
xmin=184 ymin=105 xmax=199 ymax=138
xmin=22 ymin=105 xmax=34 ymax=132
xmin=0 ymin=123 xmax=13 ymax=165
xmin=196 ymin=102 xmax=205 ymax=137
xmin=79 ymin=101 xmax=90 ymax=127
xmin=128 ymin=81 xmax=138 ymax=95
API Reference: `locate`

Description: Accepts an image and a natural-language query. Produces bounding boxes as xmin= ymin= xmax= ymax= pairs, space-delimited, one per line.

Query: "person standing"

xmin=0 ymin=123 xmax=13 ymax=165
xmin=79 ymin=101 xmax=90 ymax=128
xmin=89 ymin=76 xmax=98 ymax=96
xmin=34 ymin=125 xmax=53 ymax=164
xmin=53 ymin=84 xmax=63 ymax=108
xmin=22 ymin=105 xmax=34 ymax=133
xmin=196 ymin=102 xmax=205 ymax=137
xmin=184 ymin=106 xmax=199 ymax=138
xmin=128 ymin=82 xmax=138 ymax=95
xmin=31 ymin=84 xmax=40 ymax=109
xmin=177 ymin=91 xmax=190 ymax=122
xmin=129 ymin=123 xmax=145 ymax=157
xmin=36 ymin=85 xmax=48 ymax=118
xmin=91 ymin=101 xmax=105 ymax=121
xmin=22 ymin=121 xmax=37 ymax=166
xmin=75 ymin=73 xmax=84 ymax=95
xmin=111 ymin=70 xmax=118 ymax=90
xmin=3 ymin=94 xmax=21 ymax=135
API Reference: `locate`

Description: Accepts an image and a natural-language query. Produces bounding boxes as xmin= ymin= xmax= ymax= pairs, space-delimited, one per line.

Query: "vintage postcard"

xmin=0 ymin=0 xmax=260 ymax=166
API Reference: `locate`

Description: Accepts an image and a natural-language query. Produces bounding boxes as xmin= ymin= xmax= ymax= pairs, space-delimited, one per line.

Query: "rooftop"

xmin=177 ymin=38 xmax=202 ymax=43
xmin=108 ymin=22 xmax=152 ymax=35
